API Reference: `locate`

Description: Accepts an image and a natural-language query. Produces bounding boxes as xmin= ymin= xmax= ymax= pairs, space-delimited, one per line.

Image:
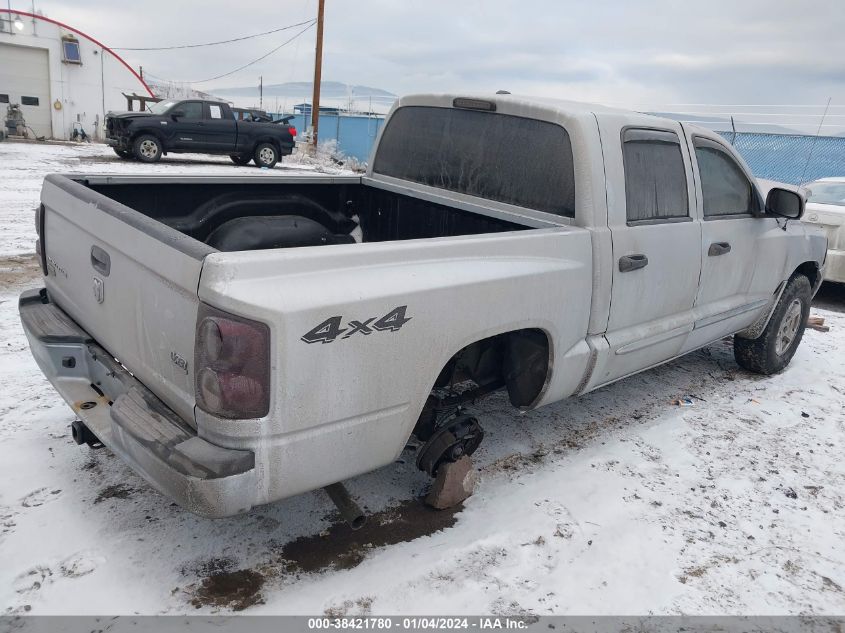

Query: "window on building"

xmin=622 ymin=129 xmax=689 ymax=222
xmin=0 ymin=94 xmax=9 ymax=104
xmin=61 ymin=38 xmax=82 ymax=64
xmin=694 ymin=139 xmax=759 ymax=217
xmin=21 ymin=96 xmax=40 ymax=106
xmin=373 ymin=105 xmax=576 ymax=217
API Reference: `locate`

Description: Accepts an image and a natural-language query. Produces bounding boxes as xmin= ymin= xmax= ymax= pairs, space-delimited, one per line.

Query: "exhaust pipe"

xmin=324 ymin=482 xmax=366 ymax=530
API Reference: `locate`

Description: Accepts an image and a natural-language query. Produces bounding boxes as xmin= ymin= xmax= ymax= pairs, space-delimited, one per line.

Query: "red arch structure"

xmin=1 ymin=9 xmax=155 ymax=97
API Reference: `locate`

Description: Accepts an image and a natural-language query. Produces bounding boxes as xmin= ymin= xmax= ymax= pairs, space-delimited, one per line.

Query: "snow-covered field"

xmin=0 ymin=141 xmax=843 ymax=616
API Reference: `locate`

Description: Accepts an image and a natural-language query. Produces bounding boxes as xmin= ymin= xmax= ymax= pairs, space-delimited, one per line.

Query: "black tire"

xmin=132 ymin=134 xmax=163 ymax=163
xmin=113 ymin=148 xmax=133 ymax=159
xmin=229 ymin=153 xmax=252 ymax=166
xmin=253 ymin=142 xmax=278 ymax=169
xmin=734 ymin=275 xmax=812 ymax=375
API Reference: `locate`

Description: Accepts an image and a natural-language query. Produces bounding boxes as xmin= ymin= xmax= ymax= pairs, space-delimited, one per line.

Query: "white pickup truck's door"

xmin=592 ymin=125 xmax=702 ymax=386
xmin=682 ymin=131 xmax=785 ymax=351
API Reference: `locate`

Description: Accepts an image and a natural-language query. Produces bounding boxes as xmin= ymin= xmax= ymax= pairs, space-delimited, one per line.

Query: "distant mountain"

xmin=209 ymin=81 xmax=395 ymax=99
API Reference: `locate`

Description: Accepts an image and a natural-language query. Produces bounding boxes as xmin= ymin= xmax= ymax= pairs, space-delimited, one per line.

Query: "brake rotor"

xmin=416 ymin=415 xmax=484 ymax=476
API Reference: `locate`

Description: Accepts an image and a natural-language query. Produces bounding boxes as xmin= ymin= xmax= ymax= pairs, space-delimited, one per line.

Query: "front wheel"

xmin=132 ymin=134 xmax=162 ymax=163
xmin=253 ymin=142 xmax=278 ymax=169
xmin=734 ymin=274 xmax=812 ymax=374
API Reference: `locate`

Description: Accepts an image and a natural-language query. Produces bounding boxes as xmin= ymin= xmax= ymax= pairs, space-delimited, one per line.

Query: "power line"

xmin=111 ymin=19 xmax=316 ymax=51
xmin=150 ymin=21 xmax=316 ymax=85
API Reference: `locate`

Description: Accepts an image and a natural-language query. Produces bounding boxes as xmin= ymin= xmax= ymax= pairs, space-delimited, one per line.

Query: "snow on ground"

xmin=0 ymin=142 xmax=843 ymax=616
xmin=0 ymin=139 xmax=352 ymax=257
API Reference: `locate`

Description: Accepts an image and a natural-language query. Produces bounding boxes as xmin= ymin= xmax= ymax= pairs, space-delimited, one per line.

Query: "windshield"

xmin=147 ymin=99 xmax=180 ymax=114
xmin=806 ymin=181 xmax=845 ymax=206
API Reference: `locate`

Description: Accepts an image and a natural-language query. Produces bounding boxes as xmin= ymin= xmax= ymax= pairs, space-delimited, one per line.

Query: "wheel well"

xmin=432 ymin=328 xmax=551 ymax=409
xmin=131 ymin=129 xmax=164 ymax=145
xmin=254 ymin=137 xmax=280 ymax=152
xmin=793 ymin=261 xmax=820 ymax=287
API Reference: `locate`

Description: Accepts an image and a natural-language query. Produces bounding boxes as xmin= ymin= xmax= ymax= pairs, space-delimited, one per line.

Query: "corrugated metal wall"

xmin=288 ymin=112 xmax=384 ymax=162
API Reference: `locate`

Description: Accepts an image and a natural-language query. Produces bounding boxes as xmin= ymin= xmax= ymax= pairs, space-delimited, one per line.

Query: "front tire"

xmin=734 ymin=275 xmax=812 ymax=375
xmin=132 ymin=134 xmax=163 ymax=163
xmin=253 ymin=142 xmax=278 ymax=169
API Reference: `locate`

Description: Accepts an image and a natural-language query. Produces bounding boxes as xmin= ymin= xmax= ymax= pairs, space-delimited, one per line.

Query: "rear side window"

xmin=622 ymin=129 xmax=688 ymax=222
xmin=694 ymin=139 xmax=757 ymax=216
xmin=373 ymin=105 xmax=576 ymax=217
xmin=208 ymin=104 xmax=223 ymax=119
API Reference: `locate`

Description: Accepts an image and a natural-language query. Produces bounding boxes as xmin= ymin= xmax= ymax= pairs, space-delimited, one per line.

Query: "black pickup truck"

xmin=105 ymin=99 xmax=296 ymax=168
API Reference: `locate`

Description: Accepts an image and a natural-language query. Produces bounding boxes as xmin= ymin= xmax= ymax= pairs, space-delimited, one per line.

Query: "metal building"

xmin=0 ymin=9 xmax=153 ymax=140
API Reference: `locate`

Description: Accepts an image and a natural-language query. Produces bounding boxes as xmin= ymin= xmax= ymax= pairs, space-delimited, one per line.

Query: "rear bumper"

xmin=19 ymin=288 xmax=257 ymax=518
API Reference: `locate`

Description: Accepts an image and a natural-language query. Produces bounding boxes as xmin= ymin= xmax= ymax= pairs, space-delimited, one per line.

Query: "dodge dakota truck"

xmin=105 ymin=99 xmax=296 ymax=168
xmin=21 ymin=93 xmax=826 ymax=519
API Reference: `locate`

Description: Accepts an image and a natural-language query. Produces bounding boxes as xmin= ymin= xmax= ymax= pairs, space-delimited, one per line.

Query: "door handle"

xmin=708 ymin=242 xmax=732 ymax=256
xmin=619 ymin=254 xmax=648 ymax=272
xmin=90 ymin=245 xmax=111 ymax=276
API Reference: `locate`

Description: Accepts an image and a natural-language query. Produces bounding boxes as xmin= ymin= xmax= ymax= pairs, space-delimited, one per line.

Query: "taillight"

xmin=35 ymin=204 xmax=47 ymax=275
xmin=195 ymin=303 xmax=271 ymax=419
xmin=287 ymin=126 xmax=297 ymax=138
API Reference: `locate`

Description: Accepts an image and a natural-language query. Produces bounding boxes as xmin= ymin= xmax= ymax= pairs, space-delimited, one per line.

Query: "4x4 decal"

xmin=301 ymin=306 xmax=412 ymax=344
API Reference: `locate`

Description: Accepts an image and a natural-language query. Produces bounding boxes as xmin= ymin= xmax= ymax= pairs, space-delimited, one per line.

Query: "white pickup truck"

xmin=20 ymin=94 xmax=826 ymax=519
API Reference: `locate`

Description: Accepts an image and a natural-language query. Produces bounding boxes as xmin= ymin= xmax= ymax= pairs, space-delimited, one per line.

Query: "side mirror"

xmin=766 ymin=187 xmax=804 ymax=219
xmin=170 ymin=110 xmax=185 ymax=120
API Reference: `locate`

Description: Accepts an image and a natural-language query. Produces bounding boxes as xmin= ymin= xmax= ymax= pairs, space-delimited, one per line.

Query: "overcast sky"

xmin=14 ymin=0 xmax=845 ymax=125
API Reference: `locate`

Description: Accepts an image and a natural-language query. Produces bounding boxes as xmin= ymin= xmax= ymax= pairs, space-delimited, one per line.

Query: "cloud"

xmin=22 ymin=0 xmax=845 ymax=116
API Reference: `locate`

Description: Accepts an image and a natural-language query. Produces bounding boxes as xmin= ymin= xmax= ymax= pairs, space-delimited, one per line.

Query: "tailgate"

xmin=39 ymin=174 xmax=214 ymax=426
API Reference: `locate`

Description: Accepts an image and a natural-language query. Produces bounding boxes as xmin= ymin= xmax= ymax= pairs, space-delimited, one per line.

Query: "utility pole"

xmin=310 ymin=0 xmax=325 ymax=148
xmin=259 ymin=75 xmax=263 ymax=110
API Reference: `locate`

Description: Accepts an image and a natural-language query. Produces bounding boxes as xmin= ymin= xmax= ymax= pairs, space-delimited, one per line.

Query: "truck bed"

xmin=73 ymin=174 xmax=536 ymax=252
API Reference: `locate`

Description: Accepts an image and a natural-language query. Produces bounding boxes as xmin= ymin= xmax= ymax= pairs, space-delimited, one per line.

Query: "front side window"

xmin=694 ymin=139 xmax=757 ymax=217
xmin=622 ymin=129 xmax=689 ymax=222
xmin=178 ymin=102 xmax=203 ymax=120
xmin=373 ymin=105 xmax=576 ymax=217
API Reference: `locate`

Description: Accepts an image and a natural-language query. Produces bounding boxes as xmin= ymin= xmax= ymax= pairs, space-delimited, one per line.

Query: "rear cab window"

xmin=372 ymin=105 xmax=576 ymax=217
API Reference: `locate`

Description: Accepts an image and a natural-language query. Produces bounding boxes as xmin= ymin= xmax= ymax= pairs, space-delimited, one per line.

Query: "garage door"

xmin=0 ymin=43 xmax=52 ymax=138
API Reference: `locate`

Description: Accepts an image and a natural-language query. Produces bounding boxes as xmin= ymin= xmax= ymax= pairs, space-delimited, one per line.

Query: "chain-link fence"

xmin=717 ymin=132 xmax=845 ymax=185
